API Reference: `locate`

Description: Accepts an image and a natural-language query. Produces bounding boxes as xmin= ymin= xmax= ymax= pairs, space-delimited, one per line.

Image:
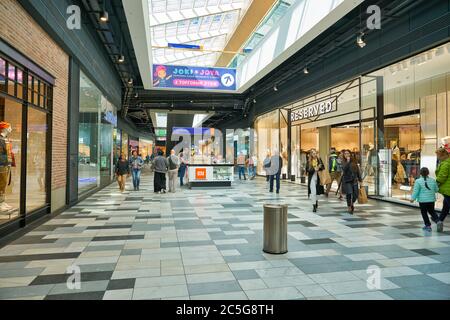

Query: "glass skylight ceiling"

xmin=228 ymin=0 xmax=296 ymax=68
xmin=149 ymin=0 xmax=253 ymax=67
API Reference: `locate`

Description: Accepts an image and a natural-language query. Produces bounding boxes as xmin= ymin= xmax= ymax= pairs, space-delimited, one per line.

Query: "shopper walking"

xmin=411 ymin=167 xmax=439 ymax=232
xmin=247 ymin=155 xmax=256 ymax=179
xmin=306 ymin=149 xmax=325 ymax=212
xmin=178 ymin=152 xmax=188 ymax=187
xmin=237 ymin=152 xmax=247 ymax=180
xmin=263 ymin=151 xmax=271 ymax=183
xmin=326 ymin=147 xmax=342 ymax=197
xmin=130 ymin=150 xmax=144 ymax=191
xmin=152 ymin=149 xmax=169 ymax=194
xmin=435 ymin=147 xmax=450 ymax=232
xmin=269 ymin=152 xmax=282 ymax=194
xmin=115 ymin=153 xmax=130 ymax=193
xmin=342 ymin=150 xmax=362 ymax=214
xmin=167 ymin=149 xmax=180 ymax=193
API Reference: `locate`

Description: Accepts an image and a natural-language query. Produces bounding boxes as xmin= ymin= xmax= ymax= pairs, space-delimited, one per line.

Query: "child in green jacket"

xmin=411 ymin=168 xmax=439 ymax=232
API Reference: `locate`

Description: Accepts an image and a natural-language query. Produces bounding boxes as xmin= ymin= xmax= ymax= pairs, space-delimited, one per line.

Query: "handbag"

xmin=318 ymin=169 xmax=332 ymax=186
xmin=358 ymin=186 xmax=368 ymax=204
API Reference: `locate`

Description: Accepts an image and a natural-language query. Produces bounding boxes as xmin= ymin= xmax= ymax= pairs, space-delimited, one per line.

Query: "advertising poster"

xmin=153 ymin=64 xmax=236 ymax=91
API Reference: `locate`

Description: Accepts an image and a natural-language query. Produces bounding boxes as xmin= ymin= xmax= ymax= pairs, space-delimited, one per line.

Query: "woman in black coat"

xmin=305 ymin=149 xmax=325 ymax=212
xmin=341 ymin=149 xmax=362 ymax=214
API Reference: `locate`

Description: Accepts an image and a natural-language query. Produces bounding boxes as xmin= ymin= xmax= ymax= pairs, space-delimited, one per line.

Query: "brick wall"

xmin=0 ymin=0 xmax=68 ymax=208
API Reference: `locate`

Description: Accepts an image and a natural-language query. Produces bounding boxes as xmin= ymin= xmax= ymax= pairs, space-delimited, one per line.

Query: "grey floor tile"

xmin=232 ymin=270 xmax=260 ymax=280
xmin=187 ymin=280 xmax=242 ymax=296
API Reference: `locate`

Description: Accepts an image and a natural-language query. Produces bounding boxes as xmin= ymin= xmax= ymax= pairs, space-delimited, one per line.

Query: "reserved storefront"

xmin=255 ymin=41 xmax=450 ymax=207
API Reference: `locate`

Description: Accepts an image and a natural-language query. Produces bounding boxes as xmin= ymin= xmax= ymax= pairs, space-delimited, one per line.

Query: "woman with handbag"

xmin=115 ymin=153 xmax=130 ymax=193
xmin=306 ymin=149 xmax=325 ymax=212
xmin=342 ymin=150 xmax=362 ymax=214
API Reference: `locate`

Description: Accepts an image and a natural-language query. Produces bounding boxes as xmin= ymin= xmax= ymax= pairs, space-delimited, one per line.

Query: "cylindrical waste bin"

xmin=263 ymin=204 xmax=288 ymax=254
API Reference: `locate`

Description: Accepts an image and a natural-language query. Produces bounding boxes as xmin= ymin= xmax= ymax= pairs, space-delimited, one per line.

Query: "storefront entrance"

xmin=255 ymin=41 xmax=450 ymax=209
xmin=287 ymin=77 xmax=378 ymax=196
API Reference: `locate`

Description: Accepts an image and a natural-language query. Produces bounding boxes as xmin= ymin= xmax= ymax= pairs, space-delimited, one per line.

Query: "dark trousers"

xmin=178 ymin=166 xmax=186 ymax=186
xmin=345 ymin=183 xmax=359 ymax=207
xmin=154 ymin=172 xmax=166 ymax=192
xmin=419 ymin=202 xmax=439 ymax=226
xmin=439 ymin=195 xmax=450 ymax=222
xmin=238 ymin=166 xmax=246 ymax=180
xmin=270 ymin=173 xmax=280 ymax=193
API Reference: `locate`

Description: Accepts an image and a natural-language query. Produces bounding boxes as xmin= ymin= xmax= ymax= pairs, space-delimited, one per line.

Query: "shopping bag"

xmin=358 ymin=186 xmax=368 ymax=204
xmin=318 ymin=169 xmax=331 ymax=186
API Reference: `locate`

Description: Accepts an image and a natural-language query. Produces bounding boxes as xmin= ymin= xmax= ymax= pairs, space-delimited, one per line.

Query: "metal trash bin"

xmin=263 ymin=204 xmax=288 ymax=254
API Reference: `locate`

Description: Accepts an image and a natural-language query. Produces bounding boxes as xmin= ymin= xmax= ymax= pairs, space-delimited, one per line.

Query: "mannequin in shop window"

xmin=392 ymin=141 xmax=406 ymax=185
xmin=363 ymin=143 xmax=375 ymax=178
xmin=0 ymin=122 xmax=15 ymax=212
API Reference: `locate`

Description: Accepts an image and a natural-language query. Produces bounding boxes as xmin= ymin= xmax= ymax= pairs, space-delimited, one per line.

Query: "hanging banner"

xmin=152 ymin=64 xmax=236 ymax=91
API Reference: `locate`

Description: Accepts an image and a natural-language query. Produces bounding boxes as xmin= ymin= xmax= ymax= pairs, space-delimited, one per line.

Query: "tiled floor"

xmin=0 ymin=175 xmax=449 ymax=300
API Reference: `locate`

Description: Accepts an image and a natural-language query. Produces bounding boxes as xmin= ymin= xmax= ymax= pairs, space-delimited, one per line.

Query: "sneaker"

xmin=422 ymin=225 xmax=432 ymax=232
xmin=437 ymin=221 xmax=444 ymax=233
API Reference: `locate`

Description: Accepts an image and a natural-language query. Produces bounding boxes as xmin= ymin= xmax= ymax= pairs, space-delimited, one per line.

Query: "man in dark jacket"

xmin=269 ymin=152 xmax=283 ymax=194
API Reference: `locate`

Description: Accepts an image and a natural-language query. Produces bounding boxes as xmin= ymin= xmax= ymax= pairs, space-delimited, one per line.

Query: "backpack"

xmin=169 ymin=157 xmax=177 ymax=170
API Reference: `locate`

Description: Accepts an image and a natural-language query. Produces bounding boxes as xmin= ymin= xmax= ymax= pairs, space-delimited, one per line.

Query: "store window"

xmin=139 ymin=139 xmax=154 ymax=161
xmin=78 ymin=71 xmax=117 ymax=195
xmin=0 ymin=97 xmax=21 ymax=223
xmin=78 ymin=71 xmax=100 ymax=195
xmin=113 ymin=128 xmax=121 ymax=167
xmin=255 ymin=110 xmax=279 ymax=175
xmin=100 ymin=97 xmax=116 ymax=184
xmin=369 ymin=41 xmax=450 ymax=206
xmin=122 ymin=131 xmax=129 ymax=159
xmin=0 ymin=54 xmax=51 ymax=225
xmin=26 ymin=107 xmax=47 ymax=212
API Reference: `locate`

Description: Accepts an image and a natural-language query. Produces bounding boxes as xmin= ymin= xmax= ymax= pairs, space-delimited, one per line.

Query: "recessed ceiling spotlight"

xmin=273 ymin=85 xmax=278 ymax=92
xmin=128 ymin=78 xmax=133 ymax=85
xmin=253 ymin=99 xmax=257 ymax=104
xmin=303 ymin=67 xmax=309 ymax=74
xmin=118 ymin=55 xmax=125 ymax=63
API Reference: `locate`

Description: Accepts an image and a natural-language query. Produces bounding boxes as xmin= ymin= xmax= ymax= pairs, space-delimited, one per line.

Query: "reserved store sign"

xmin=291 ymin=99 xmax=336 ymax=121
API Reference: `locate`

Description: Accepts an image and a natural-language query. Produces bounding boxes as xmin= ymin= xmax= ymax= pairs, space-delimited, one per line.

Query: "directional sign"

xmin=153 ymin=64 xmax=237 ymax=91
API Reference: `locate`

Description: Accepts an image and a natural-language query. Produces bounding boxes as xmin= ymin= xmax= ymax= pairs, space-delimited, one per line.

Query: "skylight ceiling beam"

xmin=215 ymin=0 xmax=277 ymax=67
xmin=150 ymin=4 xmax=245 ymax=26
xmin=150 ymin=8 xmax=240 ymax=28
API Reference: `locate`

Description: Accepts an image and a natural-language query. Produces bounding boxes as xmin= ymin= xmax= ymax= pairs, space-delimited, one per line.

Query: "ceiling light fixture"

xmin=356 ymin=32 xmax=366 ymax=48
xmin=100 ymin=11 xmax=109 ymax=22
xmin=253 ymin=99 xmax=256 ymax=104
xmin=118 ymin=54 xmax=125 ymax=63
xmin=303 ymin=67 xmax=309 ymax=74
xmin=100 ymin=1 xmax=109 ymax=23
xmin=273 ymin=85 xmax=278 ymax=92
xmin=128 ymin=78 xmax=133 ymax=85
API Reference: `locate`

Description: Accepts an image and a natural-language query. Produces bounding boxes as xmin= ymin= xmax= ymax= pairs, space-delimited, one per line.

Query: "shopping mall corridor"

xmin=0 ymin=175 xmax=449 ymax=300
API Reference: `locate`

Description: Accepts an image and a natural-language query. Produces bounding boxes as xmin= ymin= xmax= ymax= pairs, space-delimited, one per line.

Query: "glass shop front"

xmin=255 ymin=41 xmax=450 ymax=207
